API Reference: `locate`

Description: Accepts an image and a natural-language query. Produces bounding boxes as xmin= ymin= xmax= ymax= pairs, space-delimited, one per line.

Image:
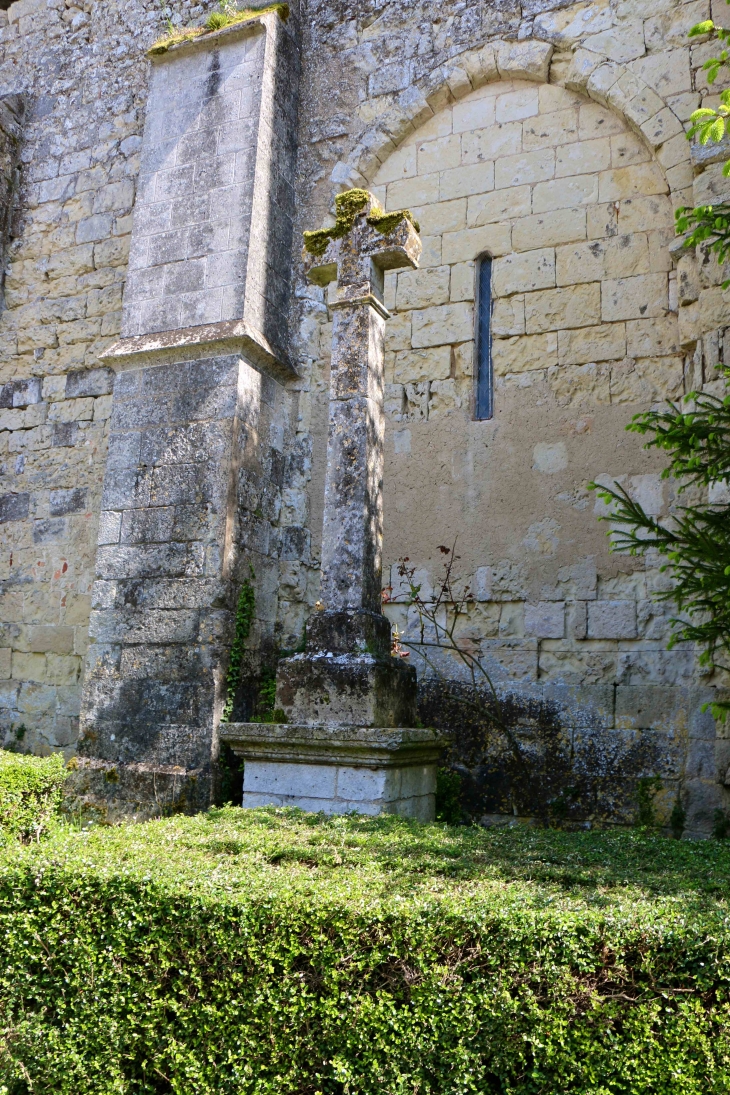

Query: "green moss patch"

xmin=1 ymin=809 xmax=730 ymax=1092
xmin=303 ymin=188 xmax=420 ymax=257
xmin=147 ymin=3 xmax=289 ymax=57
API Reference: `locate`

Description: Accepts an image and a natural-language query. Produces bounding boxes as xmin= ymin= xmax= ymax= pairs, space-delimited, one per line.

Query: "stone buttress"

xmin=72 ymin=11 xmax=300 ymax=818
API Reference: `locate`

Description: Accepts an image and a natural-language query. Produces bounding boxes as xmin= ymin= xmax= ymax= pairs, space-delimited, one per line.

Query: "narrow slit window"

xmin=475 ymin=255 xmax=493 ymax=421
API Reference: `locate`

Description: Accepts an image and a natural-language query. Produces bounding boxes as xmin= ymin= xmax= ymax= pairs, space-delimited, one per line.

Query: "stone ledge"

xmin=147 ymin=9 xmax=274 ymax=63
xmin=100 ymin=319 xmax=298 ymax=381
xmin=219 ymin=722 xmax=447 ymax=767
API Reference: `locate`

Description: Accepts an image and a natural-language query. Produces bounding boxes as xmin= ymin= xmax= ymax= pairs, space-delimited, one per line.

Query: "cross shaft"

xmin=304 ymin=190 xmax=422 ymax=618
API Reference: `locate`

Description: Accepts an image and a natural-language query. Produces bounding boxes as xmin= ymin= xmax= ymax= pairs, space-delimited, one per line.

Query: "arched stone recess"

xmin=329 ymin=40 xmax=692 ymax=211
xmin=322 ymin=35 xmax=708 ymax=402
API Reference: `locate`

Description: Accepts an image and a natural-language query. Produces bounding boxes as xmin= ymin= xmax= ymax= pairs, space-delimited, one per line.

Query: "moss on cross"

xmin=303 ymin=189 xmax=420 ymax=257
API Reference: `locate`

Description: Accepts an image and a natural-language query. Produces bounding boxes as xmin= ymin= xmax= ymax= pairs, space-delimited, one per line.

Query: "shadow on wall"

xmin=419 ymin=679 xmax=680 ymax=829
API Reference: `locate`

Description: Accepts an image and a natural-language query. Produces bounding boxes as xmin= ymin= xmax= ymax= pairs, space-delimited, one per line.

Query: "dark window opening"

xmin=475 ymin=254 xmax=493 ymax=420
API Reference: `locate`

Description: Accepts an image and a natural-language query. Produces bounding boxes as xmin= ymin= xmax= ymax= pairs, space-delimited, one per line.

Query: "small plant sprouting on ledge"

xmin=222 ymin=567 xmax=256 ymax=723
xmin=147 ymin=1 xmax=289 ymax=56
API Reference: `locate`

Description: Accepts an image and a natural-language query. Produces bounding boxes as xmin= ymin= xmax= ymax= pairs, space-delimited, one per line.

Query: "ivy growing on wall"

xmin=222 ymin=568 xmax=256 ymax=723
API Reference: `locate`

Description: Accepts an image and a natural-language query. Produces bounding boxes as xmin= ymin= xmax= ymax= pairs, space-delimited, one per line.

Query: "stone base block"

xmin=306 ymin=610 xmax=392 ymax=656
xmin=219 ymin=722 xmax=446 ymax=820
xmin=63 ymin=757 xmax=210 ymax=823
xmin=276 ymin=653 xmax=417 ymax=727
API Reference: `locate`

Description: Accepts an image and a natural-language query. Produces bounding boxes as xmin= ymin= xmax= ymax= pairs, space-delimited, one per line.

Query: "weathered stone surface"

xmin=78 ymin=350 xmax=291 ymax=809
xmin=220 ymin=723 xmax=443 ymax=819
xmin=276 ymin=653 xmax=417 ymax=728
xmin=0 ymin=0 xmax=726 ymax=833
xmin=304 ymin=195 xmax=421 ymax=615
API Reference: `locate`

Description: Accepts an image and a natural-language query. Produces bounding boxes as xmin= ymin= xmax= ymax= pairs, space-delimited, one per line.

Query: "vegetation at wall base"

xmin=1 ymin=808 xmax=730 ymax=1094
xmin=222 ymin=568 xmax=256 ymax=723
xmin=0 ymin=751 xmax=67 ymax=844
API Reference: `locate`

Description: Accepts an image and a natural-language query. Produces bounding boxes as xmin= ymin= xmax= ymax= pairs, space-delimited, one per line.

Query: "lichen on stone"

xmin=301 ymin=227 xmax=334 ymax=257
xmin=303 ymin=188 xmax=419 ymax=256
xmin=368 ymin=208 xmax=420 ymax=235
xmin=147 ymin=2 xmax=289 ymax=57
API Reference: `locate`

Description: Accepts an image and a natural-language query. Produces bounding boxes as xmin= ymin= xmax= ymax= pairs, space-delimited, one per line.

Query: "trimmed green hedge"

xmin=0 ymin=750 xmax=67 ymax=843
xmin=1 ymin=809 xmax=730 ymax=1094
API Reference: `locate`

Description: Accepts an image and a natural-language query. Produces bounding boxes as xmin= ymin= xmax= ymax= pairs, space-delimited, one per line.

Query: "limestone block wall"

xmin=0 ymin=0 xmax=730 ymax=831
xmin=289 ymin=2 xmax=730 ymax=833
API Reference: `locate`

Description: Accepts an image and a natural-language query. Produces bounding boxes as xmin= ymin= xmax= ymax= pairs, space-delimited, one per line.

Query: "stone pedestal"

xmin=220 ymin=723 xmax=442 ymax=819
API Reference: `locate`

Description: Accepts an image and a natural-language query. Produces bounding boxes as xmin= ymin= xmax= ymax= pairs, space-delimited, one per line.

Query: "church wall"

xmin=0 ymin=0 xmax=728 ymax=830
xmin=368 ymin=77 xmax=710 ymax=829
xmin=291 ymin=1 xmax=730 ymax=833
xmin=0 ymin=0 xmax=305 ymax=765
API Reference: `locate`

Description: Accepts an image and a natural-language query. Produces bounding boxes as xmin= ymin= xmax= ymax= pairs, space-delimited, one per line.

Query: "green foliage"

xmin=303 ymin=188 xmax=420 ymax=256
xmin=249 ymin=663 xmax=288 ymax=723
xmin=714 ymin=808 xmax=730 ymax=839
xmin=589 ymin=380 xmax=730 ymax=681
xmin=671 ymin=796 xmax=687 ymax=840
xmin=674 ymin=10 xmax=730 ymax=277
xmin=2 ymin=811 xmax=730 ymax=1093
xmin=434 ymin=766 xmax=462 ymax=823
xmin=636 ymin=776 xmax=663 ymax=828
xmin=222 ymin=568 xmax=256 ymax=722
xmin=687 ymin=19 xmax=730 ymax=88
xmin=367 ymin=207 xmax=421 ymax=235
xmin=676 ymin=203 xmax=730 ymax=287
xmin=0 ymin=751 xmax=67 ymax=843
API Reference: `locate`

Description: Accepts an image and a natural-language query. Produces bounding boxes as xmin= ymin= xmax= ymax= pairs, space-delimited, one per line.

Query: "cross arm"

xmin=302 ymin=189 xmax=422 ymax=289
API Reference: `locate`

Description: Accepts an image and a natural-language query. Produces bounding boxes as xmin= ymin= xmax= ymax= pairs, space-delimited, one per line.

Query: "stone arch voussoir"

xmin=330 ymin=37 xmax=691 ymax=209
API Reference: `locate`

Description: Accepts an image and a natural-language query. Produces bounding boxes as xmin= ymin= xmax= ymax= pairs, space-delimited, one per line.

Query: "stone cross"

xmin=304 ymin=191 xmax=422 ymax=620
xmin=216 ymin=196 xmax=439 ymax=819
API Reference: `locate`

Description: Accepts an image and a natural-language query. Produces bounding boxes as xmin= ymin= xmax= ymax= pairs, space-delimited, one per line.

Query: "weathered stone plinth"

xmin=219 ymin=723 xmax=442 ymax=819
xmin=64 ymin=756 xmax=209 ymax=823
xmin=277 ymin=652 xmax=417 ymax=727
